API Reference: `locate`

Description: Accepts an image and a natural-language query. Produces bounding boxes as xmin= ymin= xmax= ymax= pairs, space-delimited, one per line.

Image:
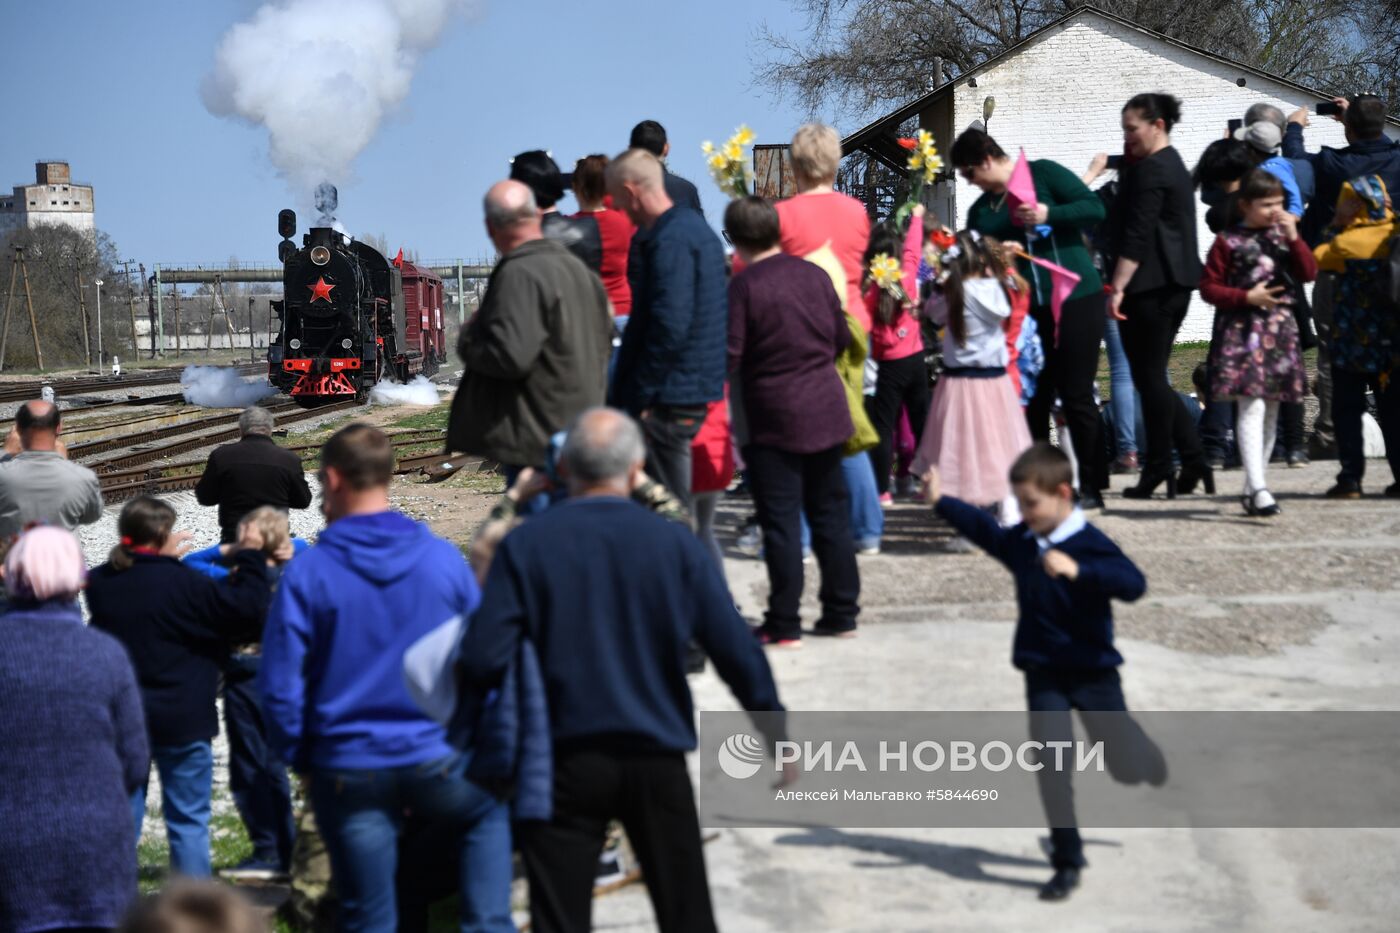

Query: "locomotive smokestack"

xmin=314 ymin=182 xmax=339 ymax=227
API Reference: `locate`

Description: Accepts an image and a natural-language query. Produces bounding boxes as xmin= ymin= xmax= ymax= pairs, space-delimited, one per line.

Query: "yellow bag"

xmin=804 ymin=245 xmax=879 ymax=456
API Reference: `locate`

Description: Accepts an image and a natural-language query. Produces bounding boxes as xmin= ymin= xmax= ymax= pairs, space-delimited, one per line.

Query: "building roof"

xmin=841 ymin=4 xmax=1398 ymax=169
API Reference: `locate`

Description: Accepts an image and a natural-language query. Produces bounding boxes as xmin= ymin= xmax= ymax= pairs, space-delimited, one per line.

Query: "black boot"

xmin=1122 ymin=469 xmax=1177 ymax=500
xmin=1038 ymin=867 xmax=1081 ymax=901
xmin=1177 ymin=460 xmax=1216 ymax=495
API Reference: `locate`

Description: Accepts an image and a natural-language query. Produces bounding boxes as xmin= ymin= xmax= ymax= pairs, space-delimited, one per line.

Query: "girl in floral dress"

xmin=1199 ymin=169 xmax=1318 ymax=516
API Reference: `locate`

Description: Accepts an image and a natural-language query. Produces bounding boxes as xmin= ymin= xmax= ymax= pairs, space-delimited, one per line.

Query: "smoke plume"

xmin=182 ymin=365 xmax=279 ymax=408
xmin=202 ymin=0 xmax=472 ymax=200
xmin=369 ymin=375 xmax=441 ymax=406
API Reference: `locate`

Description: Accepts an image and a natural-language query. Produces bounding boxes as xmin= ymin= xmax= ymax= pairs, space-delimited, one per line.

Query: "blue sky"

xmin=3 ymin=0 xmax=826 ymax=268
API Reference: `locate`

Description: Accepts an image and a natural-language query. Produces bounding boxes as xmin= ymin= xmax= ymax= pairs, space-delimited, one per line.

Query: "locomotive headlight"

xmin=341 ymin=338 xmax=353 ymax=349
xmin=310 ymin=245 xmax=331 ymax=266
xmin=289 ymin=338 xmax=302 ymax=350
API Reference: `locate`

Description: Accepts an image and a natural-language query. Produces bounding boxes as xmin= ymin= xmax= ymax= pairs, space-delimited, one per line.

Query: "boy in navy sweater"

xmin=924 ymin=442 xmax=1164 ymax=901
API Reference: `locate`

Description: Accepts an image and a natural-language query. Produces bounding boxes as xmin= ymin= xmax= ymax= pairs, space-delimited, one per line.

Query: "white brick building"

xmin=0 ymin=161 xmax=95 ymax=239
xmin=841 ymin=7 xmax=1400 ymax=341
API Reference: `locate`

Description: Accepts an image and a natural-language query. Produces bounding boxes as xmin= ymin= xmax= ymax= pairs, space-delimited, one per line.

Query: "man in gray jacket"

xmin=447 ymin=180 xmax=612 ymax=490
xmin=0 ymin=400 xmax=103 ymax=540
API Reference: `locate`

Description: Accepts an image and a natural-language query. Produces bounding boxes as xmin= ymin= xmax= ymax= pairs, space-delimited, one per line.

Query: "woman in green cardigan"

xmin=951 ymin=129 xmax=1107 ymax=509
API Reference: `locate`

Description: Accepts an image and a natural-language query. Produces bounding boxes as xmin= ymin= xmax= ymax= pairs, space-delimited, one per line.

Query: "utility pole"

xmin=76 ymin=264 xmax=92 ymax=367
xmin=171 ymin=285 xmax=181 ymax=357
xmin=121 ymin=260 xmax=140 ymax=361
xmin=248 ymin=296 xmax=256 ymax=361
xmin=0 ymin=246 xmax=42 ymax=372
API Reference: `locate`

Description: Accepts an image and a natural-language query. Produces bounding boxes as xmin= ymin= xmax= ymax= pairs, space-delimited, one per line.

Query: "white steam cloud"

xmin=182 ymin=366 xmax=279 ymax=408
xmin=202 ymin=0 xmax=472 ymax=197
xmin=369 ymin=375 xmax=441 ymax=406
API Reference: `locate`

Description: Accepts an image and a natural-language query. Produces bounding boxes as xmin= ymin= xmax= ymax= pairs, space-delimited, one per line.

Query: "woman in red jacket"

xmin=691 ymin=395 xmax=734 ymax=578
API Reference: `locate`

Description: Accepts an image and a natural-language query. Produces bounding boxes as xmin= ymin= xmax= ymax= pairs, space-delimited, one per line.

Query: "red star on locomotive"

xmin=308 ymin=276 xmax=335 ymax=303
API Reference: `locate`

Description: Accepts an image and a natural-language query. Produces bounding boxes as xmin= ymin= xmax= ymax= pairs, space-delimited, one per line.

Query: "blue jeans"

xmin=1102 ymin=316 xmax=1139 ymax=457
xmin=842 ymin=452 xmax=883 ymax=548
xmin=799 ymin=453 xmax=883 ymax=550
xmin=131 ymin=740 xmax=214 ymax=877
xmin=223 ymin=654 xmax=294 ymax=869
xmin=309 ymin=752 xmax=513 ymax=933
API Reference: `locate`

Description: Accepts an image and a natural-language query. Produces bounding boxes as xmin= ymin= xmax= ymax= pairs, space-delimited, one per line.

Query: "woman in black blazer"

xmin=1107 ymin=93 xmax=1212 ymax=499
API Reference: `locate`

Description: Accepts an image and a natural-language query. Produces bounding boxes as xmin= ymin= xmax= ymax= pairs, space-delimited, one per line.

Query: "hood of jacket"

xmin=314 ymin=511 xmax=433 ymax=585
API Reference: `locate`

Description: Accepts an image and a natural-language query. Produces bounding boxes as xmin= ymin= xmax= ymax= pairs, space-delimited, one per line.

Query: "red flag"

xmin=1024 ymin=254 xmax=1079 ymax=346
xmin=392 ymin=248 xmax=404 ymax=268
xmin=1006 ymin=149 xmax=1038 ymax=225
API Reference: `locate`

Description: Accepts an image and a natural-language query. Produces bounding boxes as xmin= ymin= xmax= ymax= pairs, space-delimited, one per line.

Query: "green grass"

xmin=389 ymin=401 xmax=451 ymax=432
xmin=136 ymin=810 xmax=253 ymax=896
xmin=1094 ymin=341 xmax=1318 ymax=399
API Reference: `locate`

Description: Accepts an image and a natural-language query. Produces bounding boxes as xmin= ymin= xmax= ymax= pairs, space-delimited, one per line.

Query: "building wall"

xmin=940 ymin=14 xmax=1398 ymax=341
xmin=0 ymin=165 xmax=95 ymax=239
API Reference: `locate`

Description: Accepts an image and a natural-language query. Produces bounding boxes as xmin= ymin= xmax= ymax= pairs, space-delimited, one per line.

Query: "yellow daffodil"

xmin=701 ymin=122 xmax=756 ymax=200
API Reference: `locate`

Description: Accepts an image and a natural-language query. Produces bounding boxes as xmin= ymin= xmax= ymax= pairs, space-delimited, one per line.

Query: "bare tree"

xmin=756 ymin=0 xmax=1400 ymax=120
xmin=0 ymin=224 xmax=124 ymax=369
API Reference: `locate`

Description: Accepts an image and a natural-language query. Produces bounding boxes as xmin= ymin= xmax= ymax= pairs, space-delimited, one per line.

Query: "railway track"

xmin=82 ymin=399 xmax=360 ymax=474
xmin=0 ymin=362 xmax=265 ymax=405
xmin=97 ymin=428 xmax=455 ymax=503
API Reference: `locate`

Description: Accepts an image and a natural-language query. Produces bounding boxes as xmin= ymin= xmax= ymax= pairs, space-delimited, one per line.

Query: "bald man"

xmin=0 ymin=400 xmax=103 ymax=540
xmin=447 ymin=180 xmax=612 ymax=492
xmin=606 ymin=149 xmax=728 ymax=514
xmin=460 ymin=407 xmax=784 ymax=933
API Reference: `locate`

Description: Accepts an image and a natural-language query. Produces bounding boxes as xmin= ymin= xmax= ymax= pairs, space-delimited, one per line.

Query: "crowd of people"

xmin=0 ymin=97 xmax=1396 ymax=932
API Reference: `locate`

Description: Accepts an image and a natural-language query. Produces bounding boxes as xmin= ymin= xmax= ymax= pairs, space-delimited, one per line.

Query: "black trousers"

xmin=223 ymin=654 xmax=295 ymax=868
xmin=1333 ymin=366 xmax=1400 ymax=486
xmin=743 ymin=442 xmax=860 ymax=637
xmin=1025 ymin=668 xmax=1166 ymax=870
xmin=1119 ymin=286 xmax=1204 ymax=475
xmin=520 ymin=748 xmax=716 ymax=933
xmin=866 ymin=353 xmax=932 ymax=495
xmin=1025 ymin=292 xmax=1106 ymax=492
xmin=640 ymin=405 xmax=708 ymax=515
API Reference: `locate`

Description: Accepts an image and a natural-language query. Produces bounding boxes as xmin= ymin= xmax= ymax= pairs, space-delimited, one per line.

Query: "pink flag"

xmin=1007 ymin=149 xmax=1038 ymax=225
xmin=1025 ymin=254 xmax=1079 ymax=347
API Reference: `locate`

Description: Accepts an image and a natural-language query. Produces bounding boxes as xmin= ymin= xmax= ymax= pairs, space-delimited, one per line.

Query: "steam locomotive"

xmin=268 ymin=207 xmax=446 ymax=403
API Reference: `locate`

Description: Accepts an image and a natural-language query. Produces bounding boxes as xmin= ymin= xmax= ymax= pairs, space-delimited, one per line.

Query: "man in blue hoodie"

xmin=259 ymin=424 xmax=514 ymax=933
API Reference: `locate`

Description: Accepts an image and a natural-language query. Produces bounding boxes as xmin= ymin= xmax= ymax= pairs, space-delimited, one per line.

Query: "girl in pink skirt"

xmin=914 ymin=230 xmax=1033 ymax=523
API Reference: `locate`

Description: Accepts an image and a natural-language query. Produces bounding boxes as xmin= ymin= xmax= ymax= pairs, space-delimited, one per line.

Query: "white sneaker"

xmin=736 ymin=523 xmax=762 ymax=558
xmin=857 ymin=543 xmax=881 ymax=556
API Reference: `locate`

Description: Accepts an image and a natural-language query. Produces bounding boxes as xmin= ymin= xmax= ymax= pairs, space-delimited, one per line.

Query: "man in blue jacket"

xmin=259 ymin=424 xmax=514 ymax=932
xmin=460 ymin=407 xmax=785 ymax=933
xmin=607 ymin=148 xmax=727 ymax=515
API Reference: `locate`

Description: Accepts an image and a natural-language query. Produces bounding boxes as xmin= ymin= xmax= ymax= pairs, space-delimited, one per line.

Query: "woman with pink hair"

xmin=0 ymin=527 xmax=149 ymax=932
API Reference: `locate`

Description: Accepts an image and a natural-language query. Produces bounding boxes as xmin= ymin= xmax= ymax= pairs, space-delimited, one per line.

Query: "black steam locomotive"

xmin=269 ymin=207 xmax=446 ymax=403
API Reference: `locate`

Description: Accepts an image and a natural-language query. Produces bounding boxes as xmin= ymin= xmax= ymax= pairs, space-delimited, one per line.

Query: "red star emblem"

xmin=308 ymin=277 xmax=335 ymax=303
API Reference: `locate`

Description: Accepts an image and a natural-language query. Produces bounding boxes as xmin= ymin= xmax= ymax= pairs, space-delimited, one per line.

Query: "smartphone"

xmin=1227 ymin=118 xmax=1244 ymax=135
xmin=1317 ymin=101 xmax=1343 ymax=116
xmin=1105 ymin=155 xmax=1123 ymax=171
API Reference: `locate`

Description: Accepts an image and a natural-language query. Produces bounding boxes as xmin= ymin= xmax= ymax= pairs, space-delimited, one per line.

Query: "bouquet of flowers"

xmin=868 ymin=252 xmax=908 ymax=304
xmin=701 ymin=125 xmax=756 ymax=200
xmin=894 ymin=129 xmax=943 ymax=224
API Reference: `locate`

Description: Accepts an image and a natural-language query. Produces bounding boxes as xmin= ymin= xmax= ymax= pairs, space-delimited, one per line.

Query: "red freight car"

xmin=399 ymin=260 xmax=446 ymax=368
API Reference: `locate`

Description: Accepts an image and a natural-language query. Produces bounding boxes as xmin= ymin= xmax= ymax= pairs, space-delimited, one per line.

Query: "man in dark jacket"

xmin=629 ymin=119 xmax=705 ymax=216
xmin=510 ymin=149 xmax=603 ymax=273
xmin=447 ymin=180 xmax=612 ymax=477
xmin=192 ymin=403 xmax=309 ymax=880
xmin=1284 ymin=94 xmax=1400 ymax=456
xmin=607 ymin=149 xmax=728 ymax=513
xmin=460 ymin=408 xmax=785 ymax=933
xmin=195 ymin=406 xmax=312 ymax=544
